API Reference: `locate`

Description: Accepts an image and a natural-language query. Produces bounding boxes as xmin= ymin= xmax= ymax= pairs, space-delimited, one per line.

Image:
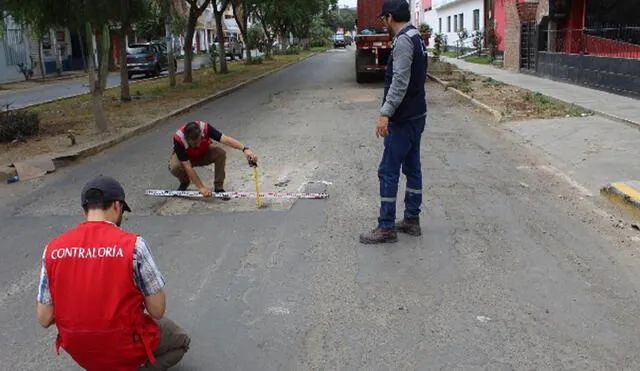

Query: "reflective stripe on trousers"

xmin=378 ymin=116 xmax=426 ymax=229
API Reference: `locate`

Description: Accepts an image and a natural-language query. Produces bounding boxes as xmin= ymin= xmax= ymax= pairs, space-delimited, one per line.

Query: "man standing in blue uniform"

xmin=360 ymin=0 xmax=427 ymax=244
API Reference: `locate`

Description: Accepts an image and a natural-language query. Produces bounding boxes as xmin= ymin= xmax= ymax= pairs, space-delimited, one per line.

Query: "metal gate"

xmin=3 ymin=29 xmax=28 ymax=66
xmin=520 ymin=21 xmax=537 ymax=71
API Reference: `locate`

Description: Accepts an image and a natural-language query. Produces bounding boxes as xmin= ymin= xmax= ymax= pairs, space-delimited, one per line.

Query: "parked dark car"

xmin=126 ymin=42 xmax=176 ymax=79
xmin=334 ymin=34 xmax=346 ymax=48
xmin=345 ymin=35 xmax=353 ymax=45
xmin=211 ymin=35 xmax=244 ymax=60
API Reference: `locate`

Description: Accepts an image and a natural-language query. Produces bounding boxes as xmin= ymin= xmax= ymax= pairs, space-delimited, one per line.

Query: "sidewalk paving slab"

xmin=441 ymin=56 xmax=640 ymax=127
xmin=499 ymin=94 xmax=640 ymax=218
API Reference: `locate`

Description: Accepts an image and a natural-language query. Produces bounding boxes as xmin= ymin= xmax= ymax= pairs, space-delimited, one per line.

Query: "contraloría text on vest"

xmin=49 ymin=247 xmax=125 ymax=260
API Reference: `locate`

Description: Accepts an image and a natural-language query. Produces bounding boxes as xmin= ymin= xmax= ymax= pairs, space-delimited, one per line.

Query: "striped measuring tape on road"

xmin=145 ymin=189 xmax=329 ymax=200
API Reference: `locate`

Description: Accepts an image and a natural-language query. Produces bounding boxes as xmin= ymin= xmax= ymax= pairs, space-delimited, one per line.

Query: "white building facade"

xmin=412 ymin=0 xmax=423 ymax=27
xmin=431 ymin=0 xmax=484 ymax=48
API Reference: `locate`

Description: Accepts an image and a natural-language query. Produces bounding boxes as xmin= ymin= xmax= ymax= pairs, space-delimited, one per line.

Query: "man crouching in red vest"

xmin=36 ymin=175 xmax=191 ymax=371
xmin=169 ymin=120 xmax=259 ymax=198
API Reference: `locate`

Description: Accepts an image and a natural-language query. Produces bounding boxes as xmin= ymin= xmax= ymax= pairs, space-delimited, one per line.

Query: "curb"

xmin=600 ymin=181 xmax=640 ymax=218
xmin=584 ymin=109 xmax=640 ymax=129
xmin=0 ymin=52 xmax=320 ymax=183
xmin=427 ymin=72 xmax=503 ymax=122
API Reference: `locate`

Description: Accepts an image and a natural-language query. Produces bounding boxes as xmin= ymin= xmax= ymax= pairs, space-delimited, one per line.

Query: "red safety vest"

xmin=173 ymin=120 xmax=211 ymax=160
xmin=44 ymin=221 xmax=160 ymax=371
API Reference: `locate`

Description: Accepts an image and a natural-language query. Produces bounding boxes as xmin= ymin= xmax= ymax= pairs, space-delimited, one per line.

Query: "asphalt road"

xmin=2 ymin=46 xmax=640 ymax=370
xmin=0 ymin=54 xmax=215 ymax=110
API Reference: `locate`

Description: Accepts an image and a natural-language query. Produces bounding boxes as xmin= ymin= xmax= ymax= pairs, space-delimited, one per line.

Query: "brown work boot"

xmin=359 ymin=227 xmax=398 ymax=244
xmin=396 ymin=218 xmax=421 ymax=236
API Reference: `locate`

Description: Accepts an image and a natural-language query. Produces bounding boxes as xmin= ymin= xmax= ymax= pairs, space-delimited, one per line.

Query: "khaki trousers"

xmin=168 ymin=144 xmax=226 ymax=189
xmin=138 ymin=317 xmax=191 ymax=371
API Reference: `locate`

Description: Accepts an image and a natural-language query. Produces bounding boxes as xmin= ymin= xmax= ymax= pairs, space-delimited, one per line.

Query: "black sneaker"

xmin=215 ymin=189 xmax=230 ymax=201
xmin=178 ymin=181 xmax=190 ymax=191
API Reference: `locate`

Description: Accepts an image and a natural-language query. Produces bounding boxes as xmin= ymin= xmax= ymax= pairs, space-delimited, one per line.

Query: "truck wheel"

xmin=356 ymin=72 xmax=368 ymax=83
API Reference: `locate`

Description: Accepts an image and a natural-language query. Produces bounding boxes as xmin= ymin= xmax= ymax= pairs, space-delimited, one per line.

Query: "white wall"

xmin=412 ymin=0 xmax=423 ymax=27
xmin=432 ymin=0 xmax=484 ymax=47
xmin=423 ymin=8 xmax=439 ymax=47
xmin=0 ymin=16 xmax=32 ymax=83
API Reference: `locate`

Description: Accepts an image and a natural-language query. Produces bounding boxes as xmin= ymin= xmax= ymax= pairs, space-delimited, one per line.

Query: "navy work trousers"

xmin=378 ymin=116 xmax=426 ymax=229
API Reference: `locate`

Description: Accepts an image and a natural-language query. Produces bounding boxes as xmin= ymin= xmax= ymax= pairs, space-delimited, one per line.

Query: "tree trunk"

xmin=183 ymin=11 xmax=197 ymax=83
xmin=49 ymin=29 xmax=62 ymax=76
xmin=231 ymin=0 xmax=251 ymax=62
xmin=118 ymin=26 xmax=131 ymax=102
xmin=258 ymin=17 xmax=273 ymax=60
xmin=165 ymin=16 xmax=176 ymax=87
xmin=86 ymin=23 xmax=109 ymax=133
xmin=214 ymin=9 xmax=228 ymax=73
xmin=38 ymin=32 xmax=46 ymax=79
xmin=98 ymin=24 xmax=111 ymax=92
xmin=77 ymin=29 xmax=87 ymax=72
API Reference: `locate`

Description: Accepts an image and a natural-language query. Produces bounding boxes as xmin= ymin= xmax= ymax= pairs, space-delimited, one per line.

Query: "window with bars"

xmin=454 ymin=15 xmax=458 ymax=32
xmin=473 ymin=9 xmax=480 ymax=31
xmin=459 ymin=13 xmax=464 ymax=31
xmin=439 ymin=18 xmax=442 ymax=33
xmin=447 ymin=16 xmax=451 ymax=32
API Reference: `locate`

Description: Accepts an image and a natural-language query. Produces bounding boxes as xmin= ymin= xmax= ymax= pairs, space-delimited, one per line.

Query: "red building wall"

xmin=493 ymin=0 xmax=528 ymax=51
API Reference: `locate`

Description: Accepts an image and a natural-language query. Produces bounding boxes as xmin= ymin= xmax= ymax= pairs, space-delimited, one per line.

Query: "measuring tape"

xmin=145 ymin=189 xmax=329 ymax=200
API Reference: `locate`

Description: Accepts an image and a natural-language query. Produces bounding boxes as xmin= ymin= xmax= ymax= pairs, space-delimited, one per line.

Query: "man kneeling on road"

xmin=36 ymin=175 xmax=191 ymax=371
xmin=169 ymin=120 xmax=258 ymax=198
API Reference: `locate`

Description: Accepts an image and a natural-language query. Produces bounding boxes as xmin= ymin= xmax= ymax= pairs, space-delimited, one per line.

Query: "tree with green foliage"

xmin=184 ymin=0 xmax=212 ymax=82
xmin=230 ymin=0 xmax=252 ymax=62
xmin=325 ymin=6 xmax=355 ymax=32
xmin=3 ymin=0 xmax=121 ymax=131
xmin=249 ymin=0 xmax=335 ymax=53
xmin=251 ymin=0 xmax=278 ymax=59
xmin=246 ymin=23 xmax=264 ymax=52
xmin=309 ymin=15 xmax=333 ymax=47
xmin=117 ymin=0 xmax=153 ymax=102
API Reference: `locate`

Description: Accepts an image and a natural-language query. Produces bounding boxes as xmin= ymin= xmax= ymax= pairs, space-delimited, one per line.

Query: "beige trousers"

xmin=138 ymin=317 xmax=191 ymax=371
xmin=168 ymin=144 xmax=226 ymax=189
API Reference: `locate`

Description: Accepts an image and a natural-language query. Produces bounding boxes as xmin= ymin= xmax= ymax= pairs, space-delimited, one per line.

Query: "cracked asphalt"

xmin=2 ymin=47 xmax=640 ymax=370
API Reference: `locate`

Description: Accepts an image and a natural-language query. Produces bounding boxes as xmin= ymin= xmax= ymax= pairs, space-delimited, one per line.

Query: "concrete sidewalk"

xmin=442 ymin=56 xmax=640 ymax=219
xmin=441 ymin=56 xmax=640 ymax=127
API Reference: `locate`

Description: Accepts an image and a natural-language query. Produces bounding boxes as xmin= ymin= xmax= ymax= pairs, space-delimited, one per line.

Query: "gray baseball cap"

xmin=81 ymin=175 xmax=132 ymax=212
xmin=379 ymin=0 xmax=410 ymax=17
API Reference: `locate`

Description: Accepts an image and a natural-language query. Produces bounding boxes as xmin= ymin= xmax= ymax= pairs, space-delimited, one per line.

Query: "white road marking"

xmin=265 ymin=306 xmax=290 ymax=315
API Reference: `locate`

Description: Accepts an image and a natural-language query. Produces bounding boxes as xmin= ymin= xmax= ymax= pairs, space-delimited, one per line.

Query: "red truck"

xmin=354 ymin=0 xmax=393 ymax=83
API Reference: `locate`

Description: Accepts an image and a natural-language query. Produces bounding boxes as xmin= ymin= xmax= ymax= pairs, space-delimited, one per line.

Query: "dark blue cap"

xmin=380 ymin=0 xmax=410 ymax=17
xmin=81 ymin=175 xmax=132 ymax=212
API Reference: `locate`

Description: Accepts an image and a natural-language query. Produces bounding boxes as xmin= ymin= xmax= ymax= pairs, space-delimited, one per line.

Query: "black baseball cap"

xmin=81 ymin=175 xmax=132 ymax=212
xmin=379 ymin=0 xmax=410 ymax=17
